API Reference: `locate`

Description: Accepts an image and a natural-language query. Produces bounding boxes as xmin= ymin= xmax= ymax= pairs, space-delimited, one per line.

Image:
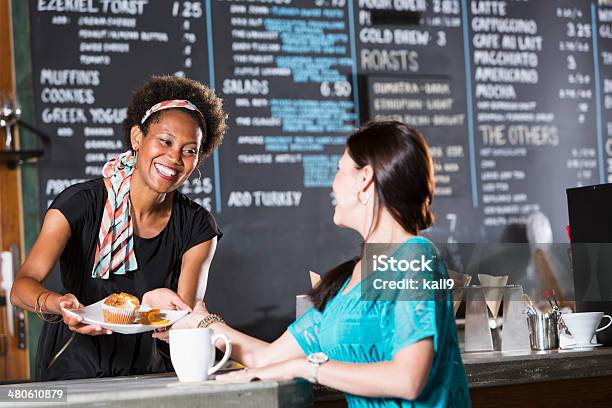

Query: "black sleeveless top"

xmin=35 ymin=178 xmax=222 ymax=380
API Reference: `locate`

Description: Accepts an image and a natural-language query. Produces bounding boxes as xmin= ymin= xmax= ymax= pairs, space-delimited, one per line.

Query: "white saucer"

xmin=61 ymin=298 xmax=188 ymax=335
xmin=563 ymin=343 xmax=603 ymax=350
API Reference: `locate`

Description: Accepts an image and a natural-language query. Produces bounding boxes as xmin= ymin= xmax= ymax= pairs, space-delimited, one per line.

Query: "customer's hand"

xmin=216 ymin=358 xmax=307 ymax=383
xmin=142 ymin=288 xmax=192 ymax=311
xmin=152 ymin=301 xmax=209 ymax=343
xmin=59 ymin=293 xmax=112 ymax=336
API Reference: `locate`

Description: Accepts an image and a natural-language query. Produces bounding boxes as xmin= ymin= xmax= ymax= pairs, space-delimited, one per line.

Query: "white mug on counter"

xmin=170 ymin=328 xmax=232 ymax=382
xmin=561 ymin=312 xmax=612 ymax=346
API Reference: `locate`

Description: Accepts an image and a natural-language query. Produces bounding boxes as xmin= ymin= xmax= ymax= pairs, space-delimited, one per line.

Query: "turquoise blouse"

xmin=288 ymin=236 xmax=471 ymax=407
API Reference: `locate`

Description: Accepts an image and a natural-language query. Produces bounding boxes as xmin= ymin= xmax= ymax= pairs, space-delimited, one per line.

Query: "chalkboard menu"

xmin=27 ymin=0 xmax=612 ymax=337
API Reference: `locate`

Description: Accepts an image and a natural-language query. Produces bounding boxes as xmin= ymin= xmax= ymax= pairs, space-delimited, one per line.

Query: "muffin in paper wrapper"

xmin=102 ymin=303 xmax=137 ymax=324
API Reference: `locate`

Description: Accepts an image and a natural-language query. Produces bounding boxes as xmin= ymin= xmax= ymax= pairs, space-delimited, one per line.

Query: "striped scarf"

xmin=91 ymin=151 xmax=138 ymax=279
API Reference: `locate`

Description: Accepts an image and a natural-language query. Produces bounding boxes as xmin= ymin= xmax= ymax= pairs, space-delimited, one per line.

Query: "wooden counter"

xmin=0 ymin=372 xmax=312 ymax=408
xmin=2 ymin=348 xmax=612 ymax=407
xmin=464 ymin=346 xmax=612 ymax=387
xmin=316 ymin=347 xmax=612 ymax=407
xmin=465 ymin=347 xmax=612 ymax=407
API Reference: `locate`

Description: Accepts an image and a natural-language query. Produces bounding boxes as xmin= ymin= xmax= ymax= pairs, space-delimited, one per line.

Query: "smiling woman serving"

xmin=10 ymin=75 xmax=226 ymax=380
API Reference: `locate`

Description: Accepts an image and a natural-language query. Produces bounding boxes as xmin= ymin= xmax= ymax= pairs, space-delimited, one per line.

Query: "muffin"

xmin=102 ymin=292 xmax=140 ymax=324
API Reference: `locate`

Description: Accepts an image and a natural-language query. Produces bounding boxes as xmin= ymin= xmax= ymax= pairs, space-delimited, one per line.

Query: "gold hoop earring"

xmin=133 ymin=150 xmax=138 ymax=169
xmin=196 ymin=167 xmax=202 ymax=182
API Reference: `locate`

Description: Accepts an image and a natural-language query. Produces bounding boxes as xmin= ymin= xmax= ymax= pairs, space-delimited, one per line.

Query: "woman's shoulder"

xmin=172 ymin=191 xmax=222 ymax=243
xmin=406 ymin=235 xmax=434 ymax=245
xmin=172 ymin=190 xmax=213 ymax=219
xmin=47 ymin=178 xmax=106 ymax=231
xmin=49 ymin=178 xmax=106 ymax=209
xmin=397 ymin=235 xmax=439 ymax=257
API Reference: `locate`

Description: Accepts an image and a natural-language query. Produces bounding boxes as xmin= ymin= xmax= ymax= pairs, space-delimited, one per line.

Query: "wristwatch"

xmin=306 ymin=352 xmax=329 ymax=384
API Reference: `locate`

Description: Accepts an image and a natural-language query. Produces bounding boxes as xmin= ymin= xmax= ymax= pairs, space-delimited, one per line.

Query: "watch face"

xmin=308 ymin=352 xmax=329 ymax=364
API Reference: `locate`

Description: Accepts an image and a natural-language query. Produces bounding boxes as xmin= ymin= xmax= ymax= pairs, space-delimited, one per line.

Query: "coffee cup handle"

xmin=596 ymin=315 xmax=612 ymax=332
xmin=208 ymin=333 xmax=232 ymax=376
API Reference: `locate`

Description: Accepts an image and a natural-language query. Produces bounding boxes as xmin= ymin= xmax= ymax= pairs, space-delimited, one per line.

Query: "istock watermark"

xmin=361 ymin=243 xmax=453 ymax=301
xmin=357 ymin=241 xmax=612 ymax=305
xmin=371 ymin=277 xmax=455 ymax=291
xmin=372 ymin=254 xmax=434 ymax=272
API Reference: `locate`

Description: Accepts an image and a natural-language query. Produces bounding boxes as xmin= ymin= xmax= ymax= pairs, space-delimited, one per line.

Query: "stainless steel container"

xmin=527 ymin=313 xmax=559 ymax=350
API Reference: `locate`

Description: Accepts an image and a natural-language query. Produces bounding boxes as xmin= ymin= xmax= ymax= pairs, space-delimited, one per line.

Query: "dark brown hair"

xmin=123 ymin=75 xmax=227 ymax=165
xmin=309 ymin=121 xmax=435 ymax=311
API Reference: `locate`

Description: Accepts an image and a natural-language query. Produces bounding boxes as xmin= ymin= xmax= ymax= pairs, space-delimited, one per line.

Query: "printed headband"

xmin=140 ymin=99 xmax=204 ymax=125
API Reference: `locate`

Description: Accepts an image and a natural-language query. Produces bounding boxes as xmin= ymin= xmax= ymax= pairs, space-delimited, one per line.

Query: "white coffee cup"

xmin=562 ymin=312 xmax=612 ymax=346
xmin=170 ymin=328 xmax=232 ymax=382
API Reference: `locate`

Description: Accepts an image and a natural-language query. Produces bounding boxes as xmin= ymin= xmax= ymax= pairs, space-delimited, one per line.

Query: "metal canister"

xmin=527 ymin=313 xmax=559 ymax=350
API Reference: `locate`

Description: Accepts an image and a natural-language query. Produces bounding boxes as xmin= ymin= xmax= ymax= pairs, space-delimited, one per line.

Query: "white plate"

xmin=61 ymin=298 xmax=188 ymax=335
xmin=563 ymin=343 xmax=603 ymax=350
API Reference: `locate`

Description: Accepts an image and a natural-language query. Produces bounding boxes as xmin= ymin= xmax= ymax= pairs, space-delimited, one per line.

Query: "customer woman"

xmin=10 ymin=75 xmax=226 ymax=380
xmin=155 ymin=121 xmax=471 ymax=407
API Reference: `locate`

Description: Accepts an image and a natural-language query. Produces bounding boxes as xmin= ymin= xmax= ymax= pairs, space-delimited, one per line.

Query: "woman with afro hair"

xmin=11 ymin=75 xmax=227 ymax=380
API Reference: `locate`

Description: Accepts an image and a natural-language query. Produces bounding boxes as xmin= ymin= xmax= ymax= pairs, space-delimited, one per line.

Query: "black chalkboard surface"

xmin=27 ymin=0 xmax=612 ymax=339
